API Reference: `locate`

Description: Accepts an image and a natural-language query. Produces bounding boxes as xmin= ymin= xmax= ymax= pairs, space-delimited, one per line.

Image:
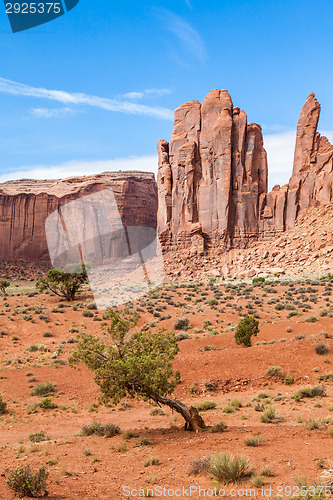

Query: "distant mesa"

xmin=157 ymin=90 xmax=333 ymax=254
xmin=0 ymin=172 xmax=157 ymax=261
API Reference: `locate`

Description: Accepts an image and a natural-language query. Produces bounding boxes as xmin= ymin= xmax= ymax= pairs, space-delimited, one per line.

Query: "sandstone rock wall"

xmin=0 ymin=172 xmax=157 ymax=261
xmin=158 ymin=90 xmax=333 ymax=253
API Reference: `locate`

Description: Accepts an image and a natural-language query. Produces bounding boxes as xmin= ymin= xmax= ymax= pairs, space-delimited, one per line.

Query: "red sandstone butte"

xmin=1 ymin=91 xmax=332 ymax=263
xmin=157 ymin=90 xmax=333 ymax=253
xmin=0 ymin=171 xmax=157 ymax=261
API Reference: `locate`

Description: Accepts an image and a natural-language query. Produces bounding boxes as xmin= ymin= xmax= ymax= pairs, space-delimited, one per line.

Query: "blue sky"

xmin=0 ymin=0 xmax=332 ymax=188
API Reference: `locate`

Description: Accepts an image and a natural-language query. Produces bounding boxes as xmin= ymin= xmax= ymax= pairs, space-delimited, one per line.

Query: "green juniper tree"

xmin=70 ymin=308 xmax=206 ymax=431
xmin=36 ymin=264 xmax=87 ymax=301
xmin=234 ymin=315 xmax=259 ymax=347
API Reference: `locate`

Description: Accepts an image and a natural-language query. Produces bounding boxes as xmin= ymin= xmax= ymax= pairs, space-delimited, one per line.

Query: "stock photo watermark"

xmin=45 ymin=188 xmax=164 ymax=311
xmin=122 ymin=485 xmax=333 ymax=498
xmin=3 ymin=0 xmax=80 ymax=33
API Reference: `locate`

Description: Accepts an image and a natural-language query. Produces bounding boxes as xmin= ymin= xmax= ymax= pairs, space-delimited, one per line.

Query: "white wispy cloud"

xmin=264 ymin=129 xmax=333 ymax=190
xmin=30 ymin=107 xmax=77 ymax=118
xmin=0 ymin=77 xmax=174 ymax=121
xmin=121 ymin=92 xmax=145 ymax=100
xmin=0 ymin=156 xmax=158 ymax=184
xmin=157 ymin=9 xmax=206 ymax=63
xmin=120 ymin=88 xmax=172 ymax=100
xmin=262 ymin=124 xmax=293 ymax=133
xmin=264 ymin=130 xmax=296 ymax=189
xmin=184 ymin=0 xmax=193 ymax=9
xmin=1 ymin=128 xmax=331 ymax=192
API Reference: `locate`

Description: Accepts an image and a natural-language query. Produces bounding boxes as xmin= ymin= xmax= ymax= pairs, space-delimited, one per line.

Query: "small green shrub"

xmin=143 ymin=456 xmax=160 ymax=467
xmin=293 ymin=334 xmax=306 ymax=341
xmin=43 ymin=331 xmax=53 ymax=338
xmin=82 ymin=310 xmax=94 ymax=318
xmin=150 ymin=408 xmax=165 ymax=416
xmin=293 ymin=385 xmax=326 ymax=401
xmin=136 ymin=435 xmax=152 ymax=446
xmin=175 ymin=332 xmax=190 ymax=341
xmin=194 ymin=401 xmax=216 ymax=412
xmin=204 ymin=381 xmax=216 ymax=391
xmin=210 ymin=453 xmax=253 ymax=484
xmin=234 ymin=315 xmax=259 ymax=347
xmin=174 ymin=317 xmax=190 ymax=330
xmin=260 ymin=466 xmax=276 ymax=477
xmin=266 ymin=366 xmax=282 ymax=378
xmin=284 ymin=372 xmax=294 ymax=385
xmin=251 ymin=474 xmax=265 ymax=487
xmin=29 ymin=430 xmax=48 ymax=443
xmin=0 ymin=395 xmax=7 ymax=414
xmin=103 ymin=423 xmax=121 ymax=438
xmin=45 ymin=458 xmax=57 ymax=465
xmin=318 ymin=373 xmax=333 ymax=382
xmin=210 ymin=421 xmax=227 ymax=433
xmin=122 ymin=430 xmax=139 ymax=441
xmin=80 ymin=422 xmax=120 ymax=438
xmin=244 ymin=434 xmax=266 ymax=447
xmin=231 ymin=398 xmax=242 ymax=409
xmin=305 ymin=315 xmax=318 ymax=323
xmin=188 ymin=382 xmax=199 ymax=394
xmin=254 ymin=402 xmax=265 ymax=412
xmin=260 ymin=406 xmax=280 ymax=423
xmin=39 ymin=398 xmax=57 ymax=410
xmin=315 ymin=343 xmax=330 ymax=356
xmin=306 ymin=419 xmax=322 ymax=430
xmin=203 ymin=345 xmax=216 ymax=351
xmin=189 ymin=456 xmax=211 ymax=476
xmin=30 ymin=382 xmax=56 ymax=397
xmin=6 ymin=465 xmax=48 ymax=497
xmin=26 ymin=344 xmax=46 ymax=353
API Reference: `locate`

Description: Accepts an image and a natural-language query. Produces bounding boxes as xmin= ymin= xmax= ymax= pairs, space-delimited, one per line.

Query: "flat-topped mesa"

xmin=158 ymin=90 xmax=333 ymax=254
xmin=157 ymin=89 xmax=268 ymax=253
xmin=0 ymin=171 xmax=157 ymax=261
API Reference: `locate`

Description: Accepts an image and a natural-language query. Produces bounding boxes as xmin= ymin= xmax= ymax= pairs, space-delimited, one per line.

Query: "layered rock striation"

xmin=158 ymin=90 xmax=333 ymax=253
xmin=0 ymin=171 xmax=157 ymax=261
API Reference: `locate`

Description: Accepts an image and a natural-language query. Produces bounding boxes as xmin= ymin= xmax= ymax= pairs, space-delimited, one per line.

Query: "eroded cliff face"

xmin=158 ymin=90 xmax=333 ymax=253
xmin=0 ymin=171 xmax=157 ymax=261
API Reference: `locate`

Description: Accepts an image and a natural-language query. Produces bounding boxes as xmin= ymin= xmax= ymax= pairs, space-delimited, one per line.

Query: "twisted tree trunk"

xmin=153 ymin=393 xmax=206 ymax=432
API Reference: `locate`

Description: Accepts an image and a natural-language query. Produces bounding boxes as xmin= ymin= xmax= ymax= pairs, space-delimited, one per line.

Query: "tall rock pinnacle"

xmin=293 ymin=93 xmax=321 ymax=176
xmin=157 ymin=89 xmax=268 ymax=252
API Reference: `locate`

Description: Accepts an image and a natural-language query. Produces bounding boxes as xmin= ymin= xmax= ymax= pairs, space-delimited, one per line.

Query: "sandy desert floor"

xmin=0 ymin=275 xmax=332 ymax=499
